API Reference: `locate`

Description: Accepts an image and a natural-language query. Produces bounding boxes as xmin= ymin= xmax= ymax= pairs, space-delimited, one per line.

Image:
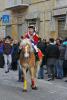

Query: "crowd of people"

xmin=0 ymin=25 xmax=67 ymax=82
xmin=38 ymin=38 xmax=67 ymax=81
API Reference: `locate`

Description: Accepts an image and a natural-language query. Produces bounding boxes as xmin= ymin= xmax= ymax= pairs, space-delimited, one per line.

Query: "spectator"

xmin=46 ymin=38 xmax=60 ymax=81
xmin=37 ymin=38 xmax=46 ymax=79
xmin=63 ymin=38 xmax=67 ymax=77
xmin=56 ymin=39 xmax=65 ymax=79
xmin=3 ymin=36 xmax=12 ymax=73
xmin=18 ymin=39 xmax=24 ymax=82
xmin=0 ymin=38 xmax=4 ymax=68
xmin=64 ymin=45 xmax=67 ymax=82
xmin=11 ymin=39 xmax=19 ymax=71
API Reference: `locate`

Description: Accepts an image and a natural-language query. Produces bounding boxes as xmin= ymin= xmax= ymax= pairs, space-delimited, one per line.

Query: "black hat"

xmin=28 ymin=25 xmax=35 ymax=30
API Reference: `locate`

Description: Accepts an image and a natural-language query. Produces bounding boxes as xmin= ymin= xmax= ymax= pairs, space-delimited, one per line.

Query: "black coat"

xmin=12 ymin=44 xmax=19 ymax=62
xmin=46 ymin=44 xmax=60 ymax=60
xmin=37 ymin=41 xmax=46 ymax=65
xmin=37 ymin=41 xmax=46 ymax=55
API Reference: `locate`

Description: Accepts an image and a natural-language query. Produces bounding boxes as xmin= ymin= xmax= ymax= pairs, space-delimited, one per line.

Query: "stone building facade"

xmin=0 ymin=0 xmax=67 ymax=40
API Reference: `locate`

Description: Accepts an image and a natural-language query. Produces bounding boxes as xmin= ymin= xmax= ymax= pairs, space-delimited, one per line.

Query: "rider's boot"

xmin=35 ymin=52 xmax=39 ymax=61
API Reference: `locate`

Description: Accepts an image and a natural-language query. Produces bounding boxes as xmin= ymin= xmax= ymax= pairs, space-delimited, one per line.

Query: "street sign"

xmin=2 ymin=15 xmax=10 ymax=23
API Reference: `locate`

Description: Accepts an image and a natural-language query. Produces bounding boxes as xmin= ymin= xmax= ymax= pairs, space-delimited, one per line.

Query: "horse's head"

xmin=20 ymin=38 xmax=33 ymax=58
xmin=23 ymin=43 xmax=30 ymax=58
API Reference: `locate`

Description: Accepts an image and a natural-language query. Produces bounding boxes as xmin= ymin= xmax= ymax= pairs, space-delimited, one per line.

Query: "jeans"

xmin=56 ymin=59 xmax=63 ymax=78
xmin=38 ymin=67 xmax=44 ymax=79
xmin=47 ymin=58 xmax=57 ymax=79
xmin=17 ymin=60 xmax=23 ymax=81
xmin=38 ymin=57 xmax=45 ymax=79
xmin=4 ymin=54 xmax=12 ymax=72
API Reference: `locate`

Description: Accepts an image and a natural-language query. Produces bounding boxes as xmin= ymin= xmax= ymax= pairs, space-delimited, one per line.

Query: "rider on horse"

xmin=20 ymin=26 xmax=43 ymax=91
xmin=23 ymin=25 xmax=41 ymax=60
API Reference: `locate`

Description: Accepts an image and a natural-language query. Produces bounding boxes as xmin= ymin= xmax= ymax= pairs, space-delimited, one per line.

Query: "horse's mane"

xmin=20 ymin=38 xmax=33 ymax=52
xmin=20 ymin=38 xmax=31 ymax=46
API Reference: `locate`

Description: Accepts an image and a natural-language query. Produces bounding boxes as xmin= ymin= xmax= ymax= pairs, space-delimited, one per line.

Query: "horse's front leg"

xmin=22 ymin=66 xmax=27 ymax=91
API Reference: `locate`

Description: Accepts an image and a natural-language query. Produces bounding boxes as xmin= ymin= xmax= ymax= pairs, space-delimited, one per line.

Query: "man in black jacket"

xmin=37 ymin=38 xmax=46 ymax=79
xmin=46 ymin=38 xmax=60 ymax=80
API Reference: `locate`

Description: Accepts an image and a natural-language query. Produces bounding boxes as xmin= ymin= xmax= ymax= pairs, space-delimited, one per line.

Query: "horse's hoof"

xmin=23 ymin=89 xmax=27 ymax=92
xmin=31 ymin=86 xmax=38 ymax=90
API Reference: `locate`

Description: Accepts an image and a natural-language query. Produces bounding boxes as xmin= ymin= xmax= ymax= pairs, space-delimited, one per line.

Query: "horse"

xmin=19 ymin=38 xmax=38 ymax=91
